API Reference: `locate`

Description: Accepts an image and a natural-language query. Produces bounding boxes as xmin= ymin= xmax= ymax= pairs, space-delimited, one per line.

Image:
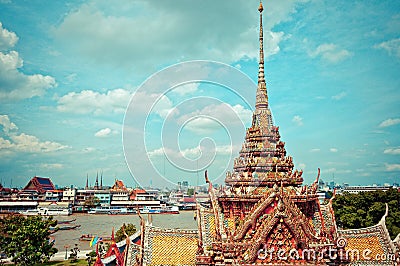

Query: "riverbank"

xmin=52 ymin=210 xmax=196 ymax=251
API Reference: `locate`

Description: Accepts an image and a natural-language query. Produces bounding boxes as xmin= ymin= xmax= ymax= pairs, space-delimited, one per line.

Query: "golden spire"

xmin=255 ymin=0 xmax=269 ymax=112
xmin=258 ymin=1 xmax=264 ymax=13
xmin=252 ymin=0 xmax=273 ymax=129
xmin=258 ymin=0 xmax=265 ymax=85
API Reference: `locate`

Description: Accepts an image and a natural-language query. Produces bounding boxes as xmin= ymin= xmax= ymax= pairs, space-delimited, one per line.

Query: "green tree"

xmin=84 ymin=196 xmax=100 ymax=208
xmin=0 ymin=214 xmax=58 ymax=265
xmin=115 ymin=223 xmax=137 ymax=243
xmin=333 ymin=188 xmax=400 ymax=239
xmin=187 ymin=188 xmax=194 ymax=196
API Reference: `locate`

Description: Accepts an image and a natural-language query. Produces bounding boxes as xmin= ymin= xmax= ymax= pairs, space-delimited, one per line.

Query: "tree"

xmin=333 ymin=188 xmax=400 ymax=239
xmin=0 ymin=214 xmax=58 ymax=265
xmin=187 ymin=188 xmax=194 ymax=196
xmin=84 ymin=196 xmax=100 ymax=208
xmin=115 ymin=223 xmax=137 ymax=243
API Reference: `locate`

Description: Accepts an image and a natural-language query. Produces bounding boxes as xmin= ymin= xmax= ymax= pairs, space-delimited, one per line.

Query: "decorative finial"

xmin=258 ymin=1 xmax=264 ymax=13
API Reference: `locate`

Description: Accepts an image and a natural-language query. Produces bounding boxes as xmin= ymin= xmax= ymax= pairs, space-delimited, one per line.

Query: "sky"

xmin=0 ymin=0 xmax=399 ymax=189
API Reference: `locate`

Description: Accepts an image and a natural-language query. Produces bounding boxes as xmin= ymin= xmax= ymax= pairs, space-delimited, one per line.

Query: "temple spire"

xmin=258 ymin=1 xmax=265 ymax=85
xmin=255 ymin=0 xmax=269 ymax=111
xmin=100 ymin=170 xmax=103 ymax=189
xmin=95 ymin=171 xmax=99 ymax=190
xmin=251 ymin=1 xmax=274 ymax=130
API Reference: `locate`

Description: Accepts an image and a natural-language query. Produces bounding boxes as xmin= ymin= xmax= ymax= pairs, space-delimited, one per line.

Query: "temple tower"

xmin=225 ymin=1 xmax=302 ymax=190
xmin=196 ymin=2 xmax=337 ymax=265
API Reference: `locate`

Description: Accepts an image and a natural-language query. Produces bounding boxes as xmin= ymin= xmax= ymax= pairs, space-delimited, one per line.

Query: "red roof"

xmin=111 ymin=179 xmax=127 ymax=191
xmin=23 ymin=176 xmax=55 ymax=194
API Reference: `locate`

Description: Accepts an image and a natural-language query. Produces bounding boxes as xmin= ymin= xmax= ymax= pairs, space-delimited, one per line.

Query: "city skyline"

xmin=0 ymin=0 xmax=399 ymax=188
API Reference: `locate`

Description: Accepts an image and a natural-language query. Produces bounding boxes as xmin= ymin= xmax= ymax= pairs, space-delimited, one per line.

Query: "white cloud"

xmin=124 ymin=91 xmax=175 ymax=119
xmin=181 ymin=146 xmax=201 ymax=159
xmin=309 ymin=43 xmax=352 ymax=63
xmin=332 ymin=91 xmax=347 ymax=100
xmin=0 ymin=23 xmax=56 ymax=101
xmin=40 ymin=163 xmax=64 ymax=169
xmin=379 ymin=118 xmax=400 ymax=128
xmin=330 ymin=148 xmax=338 ymax=153
xmin=310 ymin=148 xmax=320 ymax=152
xmin=182 ymin=117 xmax=222 ymax=135
xmin=0 ymin=114 xmax=18 ymax=133
xmin=216 ymin=145 xmax=234 ymax=155
xmin=0 ymin=50 xmax=56 ymax=100
xmin=57 ymin=88 xmax=132 ymax=115
xmin=385 ymin=163 xmax=400 ymax=171
xmin=95 ymin=128 xmax=112 ymax=137
xmin=153 ymin=95 xmax=175 ymax=118
xmin=8 ymin=133 xmax=67 ymax=153
xmin=148 ymin=144 xmax=233 ymax=160
xmin=52 ymin=1 xmax=305 ymax=71
xmin=178 ymin=103 xmax=252 ymax=134
xmin=383 ymin=148 xmax=400 ymax=155
xmin=173 ymin=83 xmax=199 ymax=96
xmin=292 ymin=115 xmax=303 ymax=126
xmin=0 ymin=22 xmax=18 ymax=50
xmin=147 ymin=147 xmax=165 ymax=157
xmin=374 ymin=38 xmax=400 ymax=58
xmin=0 ymin=115 xmax=67 ymax=154
xmin=231 ymin=104 xmax=253 ymax=124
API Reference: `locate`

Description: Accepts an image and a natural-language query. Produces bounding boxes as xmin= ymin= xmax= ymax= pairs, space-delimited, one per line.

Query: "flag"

xmin=92 ymin=236 xmax=99 ymax=246
xmin=89 ymin=236 xmax=95 ymax=247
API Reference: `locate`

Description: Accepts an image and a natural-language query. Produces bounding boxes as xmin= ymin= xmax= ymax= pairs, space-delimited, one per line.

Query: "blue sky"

xmin=0 ymin=0 xmax=399 ymax=189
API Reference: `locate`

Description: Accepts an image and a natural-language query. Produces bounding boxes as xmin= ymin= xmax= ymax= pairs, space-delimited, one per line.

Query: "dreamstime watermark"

xmin=256 ymin=238 xmax=397 ymax=262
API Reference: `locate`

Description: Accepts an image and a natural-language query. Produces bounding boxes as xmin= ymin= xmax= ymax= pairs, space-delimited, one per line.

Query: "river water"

xmin=52 ymin=211 xmax=197 ymax=251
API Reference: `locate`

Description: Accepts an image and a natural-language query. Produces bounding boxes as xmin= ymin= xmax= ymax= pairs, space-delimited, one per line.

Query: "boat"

xmin=19 ymin=206 xmax=72 ymax=216
xmin=140 ymin=205 xmax=179 ymax=214
xmin=50 ymin=224 xmax=81 ymax=231
xmin=19 ymin=209 xmax=40 ymax=216
xmin=38 ymin=207 xmax=71 ymax=216
xmin=58 ymin=224 xmax=81 ymax=230
xmin=108 ymin=208 xmax=136 ymax=215
xmin=79 ymin=234 xmax=111 ymax=242
xmin=88 ymin=206 xmax=129 ymax=214
xmin=57 ymin=218 xmax=76 ymax=224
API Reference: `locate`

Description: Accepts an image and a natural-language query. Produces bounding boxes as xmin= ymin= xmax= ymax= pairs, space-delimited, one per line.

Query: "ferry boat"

xmin=20 ymin=206 xmax=71 ymax=216
xmin=88 ymin=206 xmax=130 ymax=215
xmin=140 ymin=205 xmax=179 ymax=214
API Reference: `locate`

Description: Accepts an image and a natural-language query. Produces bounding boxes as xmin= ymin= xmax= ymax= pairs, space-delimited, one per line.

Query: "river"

xmin=52 ymin=210 xmax=197 ymax=251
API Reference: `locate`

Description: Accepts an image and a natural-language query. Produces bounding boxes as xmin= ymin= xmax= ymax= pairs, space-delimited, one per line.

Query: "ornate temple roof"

xmin=142 ymin=225 xmax=198 ymax=266
xmin=22 ymin=176 xmax=55 ymax=193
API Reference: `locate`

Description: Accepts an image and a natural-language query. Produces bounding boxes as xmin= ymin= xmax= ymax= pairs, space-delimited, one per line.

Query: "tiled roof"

xmin=111 ymin=179 xmax=127 ymax=191
xmin=338 ymin=204 xmax=398 ymax=265
xmin=23 ymin=176 xmax=55 ymax=193
xmin=143 ymin=225 xmax=198 ymax=266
